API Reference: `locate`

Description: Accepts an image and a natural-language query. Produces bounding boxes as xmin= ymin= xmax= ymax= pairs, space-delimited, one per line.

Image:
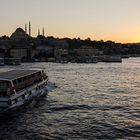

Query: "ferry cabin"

xmin=0 ymin=70 xmax=48 ymax=111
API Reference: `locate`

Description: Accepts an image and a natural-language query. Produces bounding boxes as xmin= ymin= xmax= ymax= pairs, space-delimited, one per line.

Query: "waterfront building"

xmin=0 ymin=45 xmax=7 ymax=57
xmin=36 ymin=45 xmax=54 ymax=53
xmin=32 ymin=45 xmax=54 ymax=61
xmin=75 ymin=46 xmax=100 ymax=57
xmin=54 ymin=47 xmax=68 ymax=62
xmin=0 ymin=45 xmax=11 ymax=58
xmin=10 ymin=47 xmax=29 ymax=60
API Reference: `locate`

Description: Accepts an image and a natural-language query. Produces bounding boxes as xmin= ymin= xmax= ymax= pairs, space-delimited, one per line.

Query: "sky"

xmin=0 ymin=0 xmax=140 ymax=43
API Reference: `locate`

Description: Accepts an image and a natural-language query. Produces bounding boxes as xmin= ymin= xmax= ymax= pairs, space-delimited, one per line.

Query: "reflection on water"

xmin=0 ymin=58 xmax=140 ymax=139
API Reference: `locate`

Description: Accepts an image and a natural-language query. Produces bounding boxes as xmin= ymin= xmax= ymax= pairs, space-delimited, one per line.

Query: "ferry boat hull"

xmin=0 ymin=82 xmax=48 ymax=113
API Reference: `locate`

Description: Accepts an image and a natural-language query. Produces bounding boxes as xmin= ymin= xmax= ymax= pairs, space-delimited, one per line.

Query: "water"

xmin=0 ymin=58 xmax=140 ymax=140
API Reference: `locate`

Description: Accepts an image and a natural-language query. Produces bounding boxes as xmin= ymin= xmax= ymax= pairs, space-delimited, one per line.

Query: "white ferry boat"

xmin=0 ymin=69 xmax=48 ymax=113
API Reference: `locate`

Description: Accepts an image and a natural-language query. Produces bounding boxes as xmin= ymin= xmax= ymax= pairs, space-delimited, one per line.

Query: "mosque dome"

xmin=15 ymin=28 xmax=25 ymax=33
xmin=10 ymin=27 xmax=29 ymax=41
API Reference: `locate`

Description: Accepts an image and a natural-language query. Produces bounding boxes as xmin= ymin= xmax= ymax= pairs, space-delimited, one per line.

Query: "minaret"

xmin=42 ymin=27 xmax=45 ymax=36
xmin=29 ymin=21 xmax=31 ymax=36
xmin=25 ymin=24 xmax=27 ymax=34
xmin=38 ymin=29 xmax=40 ymax=36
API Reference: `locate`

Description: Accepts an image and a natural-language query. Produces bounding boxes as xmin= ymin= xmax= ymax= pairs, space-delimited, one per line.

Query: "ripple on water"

xmin=0 ymin=58 xmax=140 ymax=139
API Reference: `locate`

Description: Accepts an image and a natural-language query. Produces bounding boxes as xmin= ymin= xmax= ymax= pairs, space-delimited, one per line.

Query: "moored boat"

xmin=0 ymin=69 xmax=48 ymax=113
xmin=4 ymin=58 xmax=21 ymax=65
xmin=0 ymin=58 xmax=4 ymax=66
xmin=102 ymin=55 xmax=122 ymax=63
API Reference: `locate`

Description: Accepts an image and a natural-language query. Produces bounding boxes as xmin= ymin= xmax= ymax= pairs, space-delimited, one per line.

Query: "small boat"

xmin=102 ymin=55 xmax=122 ymax=63
xmin=0 ymin=69 xmax=48 ymax=113
xmin=4 ymin=58 xmax=21 ymax=65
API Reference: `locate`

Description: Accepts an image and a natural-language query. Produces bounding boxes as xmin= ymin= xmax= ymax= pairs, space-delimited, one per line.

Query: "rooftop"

xmin=0 ymin=70 xmax=40 ymax=80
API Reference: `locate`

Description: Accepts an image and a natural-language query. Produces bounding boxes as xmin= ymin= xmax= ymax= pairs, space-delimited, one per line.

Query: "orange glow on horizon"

xmin=0 ymin=26 xmax=140 ymax=44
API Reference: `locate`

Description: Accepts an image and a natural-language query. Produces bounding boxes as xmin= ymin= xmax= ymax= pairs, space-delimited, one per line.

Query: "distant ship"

xmin=4 ymin=58 xmax=21 ymax=65
xmin=102 ymin=55 xmax=122 ymax=63
xmin=0 ymin=69 xmax=48 ymax=113
xmin=0 ymin=58 xmax=21 ymax=66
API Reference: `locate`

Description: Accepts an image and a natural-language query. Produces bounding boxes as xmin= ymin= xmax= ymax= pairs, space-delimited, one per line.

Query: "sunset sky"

xmin=0 ymin=0 xmax=140 ymax=43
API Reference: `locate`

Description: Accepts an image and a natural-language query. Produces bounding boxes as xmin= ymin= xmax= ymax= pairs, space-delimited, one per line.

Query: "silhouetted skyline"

xmin=0 ymin=0 xmax=140 ymax=43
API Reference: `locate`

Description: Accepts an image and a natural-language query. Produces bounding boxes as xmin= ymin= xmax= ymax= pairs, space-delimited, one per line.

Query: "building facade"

xmin=10 ymin=47 xmax=29 ymax=59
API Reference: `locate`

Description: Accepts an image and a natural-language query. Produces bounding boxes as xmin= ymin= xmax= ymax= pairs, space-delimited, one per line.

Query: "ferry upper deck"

xmin=0 ymin=70 xmax=41 ymax=81
xmin=0 ymin=69 xmax=48 ymax=97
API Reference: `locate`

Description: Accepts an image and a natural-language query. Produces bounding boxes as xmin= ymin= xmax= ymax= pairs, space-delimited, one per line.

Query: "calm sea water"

xmin=0 ymin=58 xmax=140 ymax=140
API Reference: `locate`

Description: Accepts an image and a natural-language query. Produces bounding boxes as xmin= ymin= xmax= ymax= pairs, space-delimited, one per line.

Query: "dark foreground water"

xmin=0 ymin=58 xmax=140 ymax=140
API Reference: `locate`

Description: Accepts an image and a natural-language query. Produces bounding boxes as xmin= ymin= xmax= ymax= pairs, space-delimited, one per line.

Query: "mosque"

xmin=9 ymin=22 xmax=45 ymax=59
xmin=10 ymin=21 xmax=45 ymax=41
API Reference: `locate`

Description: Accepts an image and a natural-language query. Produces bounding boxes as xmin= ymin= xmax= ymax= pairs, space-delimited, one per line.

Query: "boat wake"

xmin=47 ymin=81 xmax=57 ymax=91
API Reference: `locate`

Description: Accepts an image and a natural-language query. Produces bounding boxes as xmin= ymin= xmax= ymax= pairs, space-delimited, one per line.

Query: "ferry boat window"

xmin=17 ymin=78 xmax=22 ymax=83
xmin=0 ymin=80 xmax=11 ymax=97
xmin=31 ymin=74 xmax=34 ymax=78
xmin=32 ymin=74 xmax=36 ymax=77
xmin=29 ymin=91 xmax=32 ymax=96
xmin=22 ymin=94 xmax=25 ymax=99
xmin=23 ymin=77 xmax=26 ymax=80
xmin=28 ymin=75 xmax=32 ymax=78
xmin=8 ymin=99 xmax=12 ymax=105
xmin=13 ymin=80 xmax=17 ymax=85
xmin=10 ymin=91 xmax=15 ymax=96
xmin=15 ymin=98 xmax=18 ymax=104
